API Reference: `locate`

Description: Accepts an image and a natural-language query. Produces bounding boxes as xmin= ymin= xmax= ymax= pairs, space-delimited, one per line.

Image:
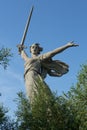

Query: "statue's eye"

xmin=32 ymin=46 xmax=34 ymax=48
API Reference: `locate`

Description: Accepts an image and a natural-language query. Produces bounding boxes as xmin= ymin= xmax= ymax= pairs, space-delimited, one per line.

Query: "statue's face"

xmin=30 ymin=44 xmax=40 ymax=55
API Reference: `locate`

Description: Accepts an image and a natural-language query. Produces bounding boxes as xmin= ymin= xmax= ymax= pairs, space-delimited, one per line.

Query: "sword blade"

xmin=21 ymin=6 xmax=34 ymax=45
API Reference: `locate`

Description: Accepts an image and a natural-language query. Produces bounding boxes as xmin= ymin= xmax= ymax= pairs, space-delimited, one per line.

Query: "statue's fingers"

xmin=71 ymin=40 xmax=74 ymax=43
xmin=73 ymin=43 xmax=79 ymax=46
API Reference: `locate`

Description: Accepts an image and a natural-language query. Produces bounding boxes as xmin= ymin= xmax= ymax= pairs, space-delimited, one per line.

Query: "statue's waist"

xmin=24 ymin=68 xmax=41 ymax=78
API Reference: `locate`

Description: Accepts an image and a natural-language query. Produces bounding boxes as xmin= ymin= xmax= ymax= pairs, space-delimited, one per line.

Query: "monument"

xmin=17 ymin=7 xmax=79 ymax=103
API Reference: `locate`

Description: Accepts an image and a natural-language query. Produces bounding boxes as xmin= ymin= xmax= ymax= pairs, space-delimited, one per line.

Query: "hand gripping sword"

xmin=17 ymin=6 xmax=34 ymax=52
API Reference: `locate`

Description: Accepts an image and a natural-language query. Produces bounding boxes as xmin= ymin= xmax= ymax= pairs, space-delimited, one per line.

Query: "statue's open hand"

xmin=67 ymin=41 xmax=79 ymax=47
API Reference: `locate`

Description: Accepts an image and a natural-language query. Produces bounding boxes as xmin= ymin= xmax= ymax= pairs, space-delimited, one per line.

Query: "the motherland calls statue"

xmin=18 ymin=42 xmax=78 ymax=102
xmin=17 ymin=7 xmax=79 ymax=103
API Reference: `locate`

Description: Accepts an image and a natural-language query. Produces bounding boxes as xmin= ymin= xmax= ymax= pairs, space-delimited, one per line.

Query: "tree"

xmin=15 ymin=92 xmax=32 ymax=130
xmin=0 ymin=104 xmax=17 ymax=130
xmin=0 ymin=47 xmax=12 ymax=69
xmin=15 ymin=63 xmax=87 ymax=130
xmin=0 ymin=47 xmax=17 ymax=129
xmin=15 ymin=81 xmax=73 ymax=130
xmin=65 ymin=63 xmax=87 ymax=130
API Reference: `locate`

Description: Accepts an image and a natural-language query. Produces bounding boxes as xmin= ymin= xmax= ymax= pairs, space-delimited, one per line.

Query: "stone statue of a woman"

xmin=18 ymin=41 xmax=78 ymax=102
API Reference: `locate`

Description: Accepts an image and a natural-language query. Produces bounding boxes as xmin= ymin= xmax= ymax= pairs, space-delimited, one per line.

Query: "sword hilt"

xmin=17 ymin=44 xmax=27 ymax=54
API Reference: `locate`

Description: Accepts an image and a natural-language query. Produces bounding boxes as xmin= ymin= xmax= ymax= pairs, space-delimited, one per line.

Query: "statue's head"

xmin=30 ymin=43 xmax=43 ymax=55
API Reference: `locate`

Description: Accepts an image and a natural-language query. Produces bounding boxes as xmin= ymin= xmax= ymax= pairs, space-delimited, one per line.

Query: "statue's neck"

xmin=31 ymin=54 xmax=38 ymax=58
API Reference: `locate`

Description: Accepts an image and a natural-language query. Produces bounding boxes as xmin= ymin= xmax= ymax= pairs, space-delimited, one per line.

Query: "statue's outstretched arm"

xmin=53 ymin=41 xmax=79 ymax=55
xmin=41 ymin=41 xmax=79 ymax=60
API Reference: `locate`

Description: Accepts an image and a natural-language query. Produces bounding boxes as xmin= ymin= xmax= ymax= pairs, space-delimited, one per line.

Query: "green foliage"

xmin=15 ymin=92 xmax=32 ymax=130
xmin=65 ymin=63 xmax=87 ymax=130
xmin=15 ymin=84 xmax=65 ymax=130
xmin=0 ymin=104 xmax=7 ymax=124
xmin=0 ymin=104 xmax=17 ymax=130
xmin=0 ymin=47 xmax=12 ymax=69
xmin=0 ymin=63 xmax=86 ymax=129
xmin=15 ymin=63 xmax=87 ymax=130
xmin=15 ymin=81 xmax=78 ymax=130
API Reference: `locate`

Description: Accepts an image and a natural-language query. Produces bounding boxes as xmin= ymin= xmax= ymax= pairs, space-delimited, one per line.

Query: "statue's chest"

xmin=25 ymin=58 xmax=41 ymax=68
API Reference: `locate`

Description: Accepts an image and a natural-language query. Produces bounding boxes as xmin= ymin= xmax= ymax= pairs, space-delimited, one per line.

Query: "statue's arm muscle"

xmin=21 ymin=50 xmax=29 ymax=61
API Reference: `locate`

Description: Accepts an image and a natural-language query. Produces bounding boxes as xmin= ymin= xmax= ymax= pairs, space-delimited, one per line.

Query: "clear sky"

xmin=0 ymin=0 xmax=87 ymax=118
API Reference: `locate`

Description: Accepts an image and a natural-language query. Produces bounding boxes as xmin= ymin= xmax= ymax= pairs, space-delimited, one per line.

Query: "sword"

xmin=17 ymin=6 xmax=34 ymax=52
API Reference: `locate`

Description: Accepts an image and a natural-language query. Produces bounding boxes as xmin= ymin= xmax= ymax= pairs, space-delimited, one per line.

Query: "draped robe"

xmin=21 ymin=50 xmax=69 ymax=102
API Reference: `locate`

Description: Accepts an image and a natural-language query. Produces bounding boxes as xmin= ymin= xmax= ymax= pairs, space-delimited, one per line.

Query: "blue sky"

xmin=0 ymin=0 xmax=87 ymax=118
